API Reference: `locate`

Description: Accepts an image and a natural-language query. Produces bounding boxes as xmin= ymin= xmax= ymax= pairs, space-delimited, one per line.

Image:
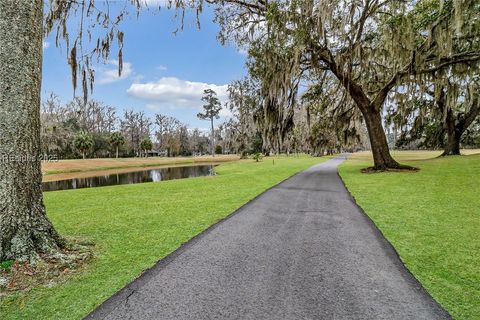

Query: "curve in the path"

xmin=86 ymin=156 xmax=451 ymax=320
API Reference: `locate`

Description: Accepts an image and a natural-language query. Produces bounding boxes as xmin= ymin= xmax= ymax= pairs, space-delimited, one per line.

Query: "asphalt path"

xmin=86 ymin=155 xmax=450 ymax=320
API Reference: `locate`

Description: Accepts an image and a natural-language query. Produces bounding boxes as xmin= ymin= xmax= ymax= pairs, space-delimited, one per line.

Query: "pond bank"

xmin=42 ymin=155 xmax=239 ymax=177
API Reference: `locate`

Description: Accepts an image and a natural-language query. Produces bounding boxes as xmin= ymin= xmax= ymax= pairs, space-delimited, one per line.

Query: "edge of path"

xmin=335 ymin=166 xmax=452 ymax=319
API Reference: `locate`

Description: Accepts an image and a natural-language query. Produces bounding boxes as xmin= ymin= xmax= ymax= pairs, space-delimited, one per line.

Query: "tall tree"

xmin=0 ymin=0 xmax=65 ymax=262
xmin=227 ymin=78 xmax=260 ymax=157
xmin=155 ymin=114 xmax=182 ymax=157
xmin=384 ymin=0 xmax=480 ymax=156
xmin=209 ymin=0 xmax=480 ymax=170
xmin=0 ymin=0 xmax=197 ymax=262
xmin=197 ymin=89 xmax=222 ymax=156
xmin=121 ymin=110 xmax=151 ymax=156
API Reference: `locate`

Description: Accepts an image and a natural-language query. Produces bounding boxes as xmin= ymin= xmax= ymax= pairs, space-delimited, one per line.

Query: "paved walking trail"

xmin=87 ymin=156 xmax=450 ymax=320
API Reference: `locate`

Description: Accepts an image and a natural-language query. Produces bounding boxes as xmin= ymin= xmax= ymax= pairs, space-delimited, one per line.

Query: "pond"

xmin=42 ymin=165 xmax=216 ymax=192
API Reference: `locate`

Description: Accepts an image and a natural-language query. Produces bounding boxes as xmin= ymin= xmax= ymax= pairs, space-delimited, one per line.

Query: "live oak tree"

xmin=1 ymin=0 xmax=202 ymax=262
xmin=387 ymin=80 xmax=479 ymax=155
xmin=301 ymin=76 xmax=366 ymax=156
xmin=0 ymin=0 xmax=154 ymax=262
xmin=437 ymin=86 xmax=479 ymax=156
xmin=0 ymin=0 xmax=66 ymax=262
xmin=246 ymin=39 xmax=300 ymax=155
xmin=198 ymin=89 xmax=222 ymax=157
xmin=207 ymin=0 xmax=480 ymax=170
xmin=385 ymin=0 xmax=480 ymax=156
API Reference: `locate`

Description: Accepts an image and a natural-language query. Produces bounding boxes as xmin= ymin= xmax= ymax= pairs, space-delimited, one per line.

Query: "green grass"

xmin=0 ymin=260 xmax=14 ymax=272
xmin=339 ymin=152 xmax=480 ymax=320
xmin=1 ymin=155 xmax=327 ymax=320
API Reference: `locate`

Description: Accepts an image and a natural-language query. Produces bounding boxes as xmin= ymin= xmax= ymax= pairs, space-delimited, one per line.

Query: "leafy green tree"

xmin=384 ymin=1 xmax=480 ymax=156
xmin=109 ymin=132 xmax=125 ymax=158
xmin=209 ymin=0 xmax=480 ymax=170
xmin=140 ymin=138 xmax=153 ymax=157
xmin=74 ymin=131 xmax=94 ymax=159
xmin=197 ymin=89 xmax=222 ymax=156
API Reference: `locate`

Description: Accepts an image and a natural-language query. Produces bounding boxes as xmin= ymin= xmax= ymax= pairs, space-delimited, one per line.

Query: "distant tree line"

xmin=40 ymin=93 xmax=213 ymax=159
xmin=40 ymin=90 xmax=267 ymax=160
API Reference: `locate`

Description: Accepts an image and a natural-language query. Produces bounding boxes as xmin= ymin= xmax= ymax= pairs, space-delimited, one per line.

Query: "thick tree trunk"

xmin=442 ymin=109 xmax=462 ymax=156
xmin=210 ymin=117 xmax=215 ymax=157
xmin=362 ymin=110 xmax=404 ymax=170
xmin=325 ymin=57 xmax=409 ymax=171
xmin=0 ymin=0 xmax=64 ymax=262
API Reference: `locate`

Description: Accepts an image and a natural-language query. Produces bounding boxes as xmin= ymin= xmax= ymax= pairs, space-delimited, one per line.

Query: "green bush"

xmin=252 ymin=152 xmax=263 ymax=162
xmin=0 ymin=260 xmax=14 ymax=272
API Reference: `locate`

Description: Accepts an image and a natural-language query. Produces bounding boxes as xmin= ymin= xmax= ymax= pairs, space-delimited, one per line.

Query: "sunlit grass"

xmin=339 ymin=151 xmax=480 ymax=320
xmin=1 ymin=155 xmax=327 ymax=320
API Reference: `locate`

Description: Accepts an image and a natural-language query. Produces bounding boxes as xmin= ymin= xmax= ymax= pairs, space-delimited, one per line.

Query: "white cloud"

xmin=156 ymin=65 xmax=167 ymax=71
xmin=43 ymin=41 xmax=50 ymax=49
xmin=127 ymin=77 xmax=229 ymax=111
xmin=98 ymin=60 xmax=133 ymax=84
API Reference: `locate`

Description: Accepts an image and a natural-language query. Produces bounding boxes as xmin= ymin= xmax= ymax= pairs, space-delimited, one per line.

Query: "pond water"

xmin=42 ymin=165 xmax=215 ymax=192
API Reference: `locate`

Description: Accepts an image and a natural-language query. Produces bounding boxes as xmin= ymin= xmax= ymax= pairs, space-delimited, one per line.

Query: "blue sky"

xmin=42 ymin=4 xmax=246 ymax=128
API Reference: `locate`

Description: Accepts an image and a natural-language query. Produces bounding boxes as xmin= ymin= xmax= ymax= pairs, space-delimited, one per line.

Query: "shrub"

xmin=252 ymin=152 xmax=263 ymax=162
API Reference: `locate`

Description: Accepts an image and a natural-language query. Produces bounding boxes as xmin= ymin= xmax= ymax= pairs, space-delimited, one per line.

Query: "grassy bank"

xmin=339 ymin=151 xmax=480 ymax=319
xmin=42 ymin=155 xmax=239 ymax=176
xmin=1 ymin=155 xmax=327 ymax=319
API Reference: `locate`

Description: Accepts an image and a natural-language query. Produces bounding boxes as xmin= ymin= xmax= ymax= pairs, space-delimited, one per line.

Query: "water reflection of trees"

xmin=43 ymin=165 xmax=214 ymax=192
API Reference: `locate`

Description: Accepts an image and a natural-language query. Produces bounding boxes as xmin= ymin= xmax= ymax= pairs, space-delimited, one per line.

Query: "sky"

xmin=41 ymin=4 xmax=247 ymax=129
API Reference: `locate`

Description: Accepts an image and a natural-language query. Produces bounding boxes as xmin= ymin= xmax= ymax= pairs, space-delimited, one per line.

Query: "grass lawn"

xmin=339 ymin=151 xmax=480 ymax=320
xmin=1 ymin=155 xmax=327 ymax=320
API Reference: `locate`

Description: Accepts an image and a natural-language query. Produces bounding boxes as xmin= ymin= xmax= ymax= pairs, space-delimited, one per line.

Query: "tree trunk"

xmin=0 ymin=0 xmax=64 ymax=262
xmin=210 ymin=117 xmax=215 ymax=157
xmin=362 ymin=110 xmax=403 ymax=170
xmin=442 ymin=109 xmax=462 ymax=156
xmin=82 ymin=151 xmax=86 ymax=159
xmin=115 ymin=146 xmax=119 ymax=158
xmin=325 ymin=58 xmax=408 ymax=171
